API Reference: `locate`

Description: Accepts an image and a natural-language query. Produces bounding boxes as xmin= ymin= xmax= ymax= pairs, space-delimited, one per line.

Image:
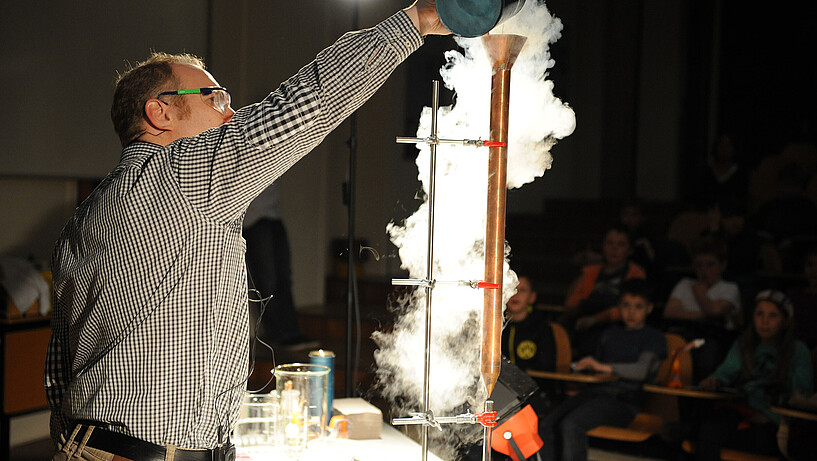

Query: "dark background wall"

xmin=1 ymin=0 xmax=815 ymax=305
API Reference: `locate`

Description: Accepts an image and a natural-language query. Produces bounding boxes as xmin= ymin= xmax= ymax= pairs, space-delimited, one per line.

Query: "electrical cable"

xmin=212 ymin=267 xmax=277 ymax=438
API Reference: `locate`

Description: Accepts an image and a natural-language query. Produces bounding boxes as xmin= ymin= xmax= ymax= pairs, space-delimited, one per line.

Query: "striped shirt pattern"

xmin=45 ymin=11 xmax=422 ymax=449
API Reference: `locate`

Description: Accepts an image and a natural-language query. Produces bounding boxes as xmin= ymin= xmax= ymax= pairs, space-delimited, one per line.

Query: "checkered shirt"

xmin=45 ymin=11 xmax=422 ymax=449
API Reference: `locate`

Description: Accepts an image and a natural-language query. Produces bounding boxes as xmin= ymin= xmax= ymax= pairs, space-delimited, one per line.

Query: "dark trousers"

xmin=538 ymin=389 xmax=638 ymax=461
xmin=244 ymin=218 xmax=300 ymax=343
xmin=693 ymin=403 xmax=779 ymax=460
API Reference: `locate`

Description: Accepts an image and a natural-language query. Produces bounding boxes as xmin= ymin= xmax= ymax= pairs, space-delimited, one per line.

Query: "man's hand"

xmin=405 ymin=1 xmax=451 ymax=36
xmin=692 ymin=281 xmax=710 ymax=302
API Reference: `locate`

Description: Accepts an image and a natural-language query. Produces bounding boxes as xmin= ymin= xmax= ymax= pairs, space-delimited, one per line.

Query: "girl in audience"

xmin=692 ymin=290 xmax=813 ymax=460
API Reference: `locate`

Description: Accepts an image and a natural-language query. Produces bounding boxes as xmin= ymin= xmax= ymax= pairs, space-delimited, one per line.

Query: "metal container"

xmin=436 ymin=0 xmax=526 ymax=38
xmin=309 ymin=349 xmax=335 ymax=425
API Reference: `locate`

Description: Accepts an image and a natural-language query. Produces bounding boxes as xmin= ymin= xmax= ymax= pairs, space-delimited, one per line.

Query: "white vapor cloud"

xmin=372 ymin=1 xmax=575 ymax=458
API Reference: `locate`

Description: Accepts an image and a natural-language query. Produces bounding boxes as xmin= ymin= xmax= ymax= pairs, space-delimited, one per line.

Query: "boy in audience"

xmin=503 ymin=274 xmax=556 ymax=373
xmin=663 ymin=235 xmax=741 ymax=381
xmin=538 ymin=279 xmax=666 ymax=461
xmin=502 ymin=273 xmax=557 ymax=413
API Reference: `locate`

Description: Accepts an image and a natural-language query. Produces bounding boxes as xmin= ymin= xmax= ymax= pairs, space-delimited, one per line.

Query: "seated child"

xmin=563 ymin=225 xmax=647 ymax=357
xmin=691 ymin=290 xmax=813 ymax=460
xmin=663 ymin=235 xmax=741 ymax=380
xmin=502 ymin=273 xmax=557 ymax=413
xmin=538 ymin=279 xmax=666 ymax=461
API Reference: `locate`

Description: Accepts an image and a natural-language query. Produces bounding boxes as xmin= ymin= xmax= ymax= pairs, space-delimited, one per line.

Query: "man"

xmin=45 ymin=2 xmax=449 ymax=459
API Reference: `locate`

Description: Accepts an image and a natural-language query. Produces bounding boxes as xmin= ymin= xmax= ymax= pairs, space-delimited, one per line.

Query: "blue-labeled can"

xmin=309 ymin=349 xmax=335 ymax=424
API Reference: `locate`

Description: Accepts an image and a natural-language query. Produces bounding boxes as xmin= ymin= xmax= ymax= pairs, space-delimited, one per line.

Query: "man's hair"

xmin=111 ymin=52 xmax=205 ymax=147
xmin=618 ymin=278 xmax=653 ymax=304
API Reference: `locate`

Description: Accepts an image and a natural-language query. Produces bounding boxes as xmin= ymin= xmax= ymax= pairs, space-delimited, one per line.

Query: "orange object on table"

xmin=668 ymin=352 xmax=683 ymax=389
xmin=491 ymin=404 xmax=543 ymax=461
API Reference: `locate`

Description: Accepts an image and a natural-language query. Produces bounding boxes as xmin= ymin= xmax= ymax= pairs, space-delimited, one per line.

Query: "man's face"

xmin=693 ymin=253 xmax=725 ymax=286
xmin=602 ymin=230 xmax=631 ymax=267
xmin=618 ymin=293 xmax=652 ymax=329
xmin=168 ymin=64 xmax=234 ymax=140
xmin=506 ymin=277 xmax=536 ymax=317
xmin=620 ymin=206 xmax=642 ymax=231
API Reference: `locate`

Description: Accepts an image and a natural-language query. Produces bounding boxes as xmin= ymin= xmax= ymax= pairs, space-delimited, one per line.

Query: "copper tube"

xmin=480 ymin=34 xmax=527 ymax=397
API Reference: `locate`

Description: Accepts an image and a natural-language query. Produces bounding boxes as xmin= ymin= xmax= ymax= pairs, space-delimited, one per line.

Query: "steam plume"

xmin=373 ymin=1 xmax=575 ymax=458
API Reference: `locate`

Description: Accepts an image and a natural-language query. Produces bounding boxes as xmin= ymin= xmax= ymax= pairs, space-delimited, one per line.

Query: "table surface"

xmin=236 ymin=422 xmax=444 ymax=461
xmin=770 ymin=405 xmax=817 ymax=422
xmin=642 ymin=384 xmax=743 ymax=399
xmin=527 ymin=369 xmax=618 ymax=383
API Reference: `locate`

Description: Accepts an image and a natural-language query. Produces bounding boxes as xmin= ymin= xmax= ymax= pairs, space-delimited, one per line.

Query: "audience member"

xmin=538 ymin=279 xmax=666 ymax=461
xmin=701 ymin=197 xmax=775 ymax=284
xmin=788 ymin=246 xmax=817 ymax=350
xmin=693 ymin=132 xmax=749 ymax=208
xmin=618 ymin=199 xmax=681 ymax=301
xmin=690 ymin=290 xmax=813 ymax=460
xmin=751 ymin=162 xmax=817 ymax=273
xmin=502 ymin=273 xmax=557 ymax=413
xmin=563 ymin=225 xmax=647 ymax=358
xmin=663 ymin=236 xmax=741 ymax=381
xmin=618 ymin=199 xmax=657 ymax=278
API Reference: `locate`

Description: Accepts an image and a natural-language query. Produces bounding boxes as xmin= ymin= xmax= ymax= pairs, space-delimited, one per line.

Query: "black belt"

xmin=72 ymin=424 xmax=215 ymax=461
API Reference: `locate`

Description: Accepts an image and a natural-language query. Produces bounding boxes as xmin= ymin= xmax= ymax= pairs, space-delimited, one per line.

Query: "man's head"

xmin=617 ymin=278 xmax=653 ymax=330
xmin=506 ymin=275 xmax=537 ymax=321
xmin=619 ymin=200 xmax=644 ymax=232
xmin=601 ymin=225 xmax=632 ymax=269
xmin=111 ymin=52 xmax=234 ymax=147
xmin=690 ymin=236 xmax=728 ymax=286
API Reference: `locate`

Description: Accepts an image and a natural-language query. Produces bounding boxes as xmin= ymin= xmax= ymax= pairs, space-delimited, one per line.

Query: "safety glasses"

xmin=157 ymin=87 xmax=231 ymax=113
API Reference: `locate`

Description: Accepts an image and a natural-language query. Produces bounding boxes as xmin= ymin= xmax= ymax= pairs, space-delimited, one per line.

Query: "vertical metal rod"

xmin=345 ymin=0 xmax=361 ymax=399
xmin=482 ymin=400 xmax=493 ymax=461
xmin=421 ymin=80 xmax=440 ymax=461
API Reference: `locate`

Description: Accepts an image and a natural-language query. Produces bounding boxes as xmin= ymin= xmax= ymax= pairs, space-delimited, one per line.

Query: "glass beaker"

xmin=233 ymin=392 xmax=281 ymax=448
xmin=274 ymin=363 xmax=330 ymax=455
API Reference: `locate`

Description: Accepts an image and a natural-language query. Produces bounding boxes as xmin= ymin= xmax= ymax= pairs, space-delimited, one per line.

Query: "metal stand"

xmin=390 ymin=80 xmax=502 ymax=461
xmin=482 ymin=400 xmax=494 ymax=461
